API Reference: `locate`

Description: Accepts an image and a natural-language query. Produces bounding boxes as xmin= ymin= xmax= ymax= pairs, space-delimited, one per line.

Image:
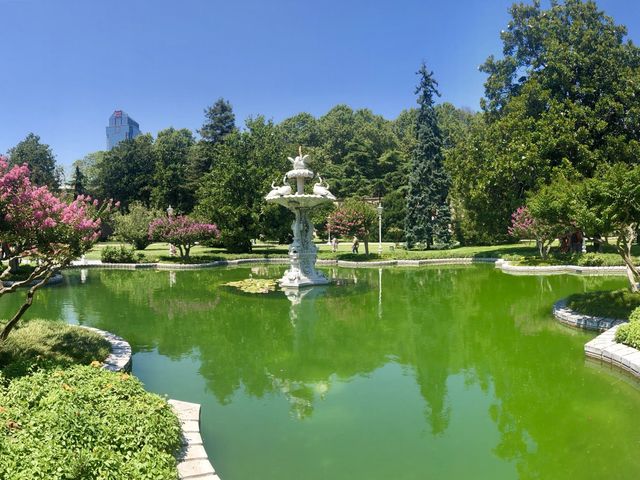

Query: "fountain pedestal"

xmin=265 ymin=150 xmax=335 ymax=288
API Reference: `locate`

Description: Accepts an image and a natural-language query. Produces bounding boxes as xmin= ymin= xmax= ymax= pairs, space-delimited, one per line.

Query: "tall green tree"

xmin=450 ymin=0 xmax=640 ymax=242
xmin=195 ymin=117 xmax=289 ymax=252
xmin=96 ymin=134 xmax=155 ymax=209
xmin=405 ymin=64 xmax=452 ymax=249
xmin=199 ymin=98 xmax=236 ymax=144
xmin=8 ymin=133 xmax=59 ymax=189
xmin=151 ymin=128 xmax=195 ymax=213
xmin=71 ymin=164 xmax=86 ymax=199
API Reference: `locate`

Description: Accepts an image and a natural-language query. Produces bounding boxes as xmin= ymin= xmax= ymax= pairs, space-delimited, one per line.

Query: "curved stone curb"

xmin=496 ymin=259 xmax=627 ymax=276
xmin=78 ymin=327 xmax=219 ymax=477
xmin=2 ymin=272 xmax=64 ymax=287
xmin=78 ymin=325 xmax=132 ymax=372
xmin=552 ymin=299 xmax=627 ymax=332
xmin=585 ymin=325 xmax=640 ymax=380
xmin=169 ymin=400 xmax=220 ymax=480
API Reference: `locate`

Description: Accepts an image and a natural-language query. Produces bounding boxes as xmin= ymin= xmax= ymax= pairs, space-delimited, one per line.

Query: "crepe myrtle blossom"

xmin=0 ymin=156 xmax=113 ymax=341
xmin=148 ymin=215 xmax=220 ymax=260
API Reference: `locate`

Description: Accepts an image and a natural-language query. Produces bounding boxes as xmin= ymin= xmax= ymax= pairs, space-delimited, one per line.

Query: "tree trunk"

xmin=0 ymin=270 xmax=53 ymax=342
xmin=616 ymin=225 xmax=640 ymax=292
xmin=364 ymin=239 xmax=369 ymax=255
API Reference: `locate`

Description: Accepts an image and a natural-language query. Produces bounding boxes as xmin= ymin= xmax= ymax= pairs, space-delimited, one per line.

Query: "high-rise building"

xmin=106 ymin=110 xmax=140 ymax=150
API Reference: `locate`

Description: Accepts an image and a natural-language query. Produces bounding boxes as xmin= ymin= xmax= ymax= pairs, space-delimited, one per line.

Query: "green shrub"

xmin=113 ymin=202 xmax=161 ymax=250
xmin=0 ymin=320 xmax=110 ymax=379
xmin=575 ymin=252 xmax=606 ymax=266
xmin=566 ymin=289 xmax=640 ymax=319
xmin=616 ymin=306 xmax=640 ymax=348
xmin=101 ymin=245 xmax=145 ymax=263
xmin=0 ymin=365 xmax=181 ymax=479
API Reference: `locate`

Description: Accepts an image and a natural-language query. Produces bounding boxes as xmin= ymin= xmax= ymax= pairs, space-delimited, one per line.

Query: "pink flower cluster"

xmin=0 ymin=157 xmax=109 ymax=262
xmin=148 ymin=215 xmax=219 ymax=255
xmin=328 ymin=207 xmax=367 ymax=238
xmin=508 ymin=206 xmax=537 ymax=238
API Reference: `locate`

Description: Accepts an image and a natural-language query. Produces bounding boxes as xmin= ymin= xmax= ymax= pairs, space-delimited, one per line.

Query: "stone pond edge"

xmin=551 ymin=301 xmax=640 ymax=381
xmin=77 ymin=325 xmax=219 ymax=480
xmin=68 ymin=257 xmax=630 ymax=274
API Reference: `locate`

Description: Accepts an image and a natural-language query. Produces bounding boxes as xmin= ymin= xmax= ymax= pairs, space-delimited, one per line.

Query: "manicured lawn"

xmin=566 ymin=289 xmax=640 ymax=319
xmin=0 ymin=320 xmax=110 ymax=379
xmin=85 ymin=241 xmax=540 ymax=263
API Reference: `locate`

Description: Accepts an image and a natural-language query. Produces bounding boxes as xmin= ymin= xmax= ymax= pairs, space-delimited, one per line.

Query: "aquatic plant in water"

xmin=224 ymin=278 xmax=278 ymax=294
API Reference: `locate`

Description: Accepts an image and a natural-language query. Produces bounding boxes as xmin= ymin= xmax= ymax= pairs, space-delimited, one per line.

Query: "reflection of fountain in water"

xmin=169 ymin=270 xmax=176 ymax=287
xmin=272 ymin=284 xmax=332 ymax=419
xmin=80 ymin=269 xmax=88 ymax=284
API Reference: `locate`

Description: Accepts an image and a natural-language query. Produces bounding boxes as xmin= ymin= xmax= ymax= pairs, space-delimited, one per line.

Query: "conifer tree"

xmin=71 ymin=164 xmax=86 ymax=199
xmin=198 ymin=98 xmax=236 ymax=144
xmin=405 ymin=63 xmax=452 ymax=248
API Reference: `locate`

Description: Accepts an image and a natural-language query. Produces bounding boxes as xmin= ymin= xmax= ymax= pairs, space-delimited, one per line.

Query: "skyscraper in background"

xmin=106 ymin=110 xmax=140 ymax=150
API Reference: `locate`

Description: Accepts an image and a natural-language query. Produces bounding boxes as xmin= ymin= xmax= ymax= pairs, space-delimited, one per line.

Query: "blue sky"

xmin=1 ymin=0 xmax=639 ymax=170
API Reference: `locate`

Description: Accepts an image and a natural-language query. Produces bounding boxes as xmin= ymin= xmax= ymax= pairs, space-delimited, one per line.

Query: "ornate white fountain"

xmin=266 ymin=147 xmax=336 ymax=288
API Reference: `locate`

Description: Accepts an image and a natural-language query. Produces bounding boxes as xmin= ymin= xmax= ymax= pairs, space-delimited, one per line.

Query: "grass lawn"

xmin=566 ymin=289 xmax=640 ymax=319
xmin=0 ymin=320 xmax=111 ymax=379
xmin=85 ymin=240 xmax=542 ymax=263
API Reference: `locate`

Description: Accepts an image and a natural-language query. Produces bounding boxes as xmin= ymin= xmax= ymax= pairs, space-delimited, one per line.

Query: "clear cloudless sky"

xmin=1 ymin=0 xmax=639 ymax=171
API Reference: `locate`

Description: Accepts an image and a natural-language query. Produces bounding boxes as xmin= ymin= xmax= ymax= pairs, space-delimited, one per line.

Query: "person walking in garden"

xmin=351 ymin=236 xmax=359 ymax=254
xmin=332 ymin=236 xmax=339 ymax=253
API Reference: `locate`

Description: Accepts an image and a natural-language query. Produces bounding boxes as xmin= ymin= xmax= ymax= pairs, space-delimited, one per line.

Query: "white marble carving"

xmin=266 ymin=147 xmax=335 ymax=288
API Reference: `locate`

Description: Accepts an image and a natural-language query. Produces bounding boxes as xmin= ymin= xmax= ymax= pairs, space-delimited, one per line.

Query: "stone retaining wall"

xmin=552 ymin=300 xmax=626 ymax=332
xmin=585 ymin=326 xmax=640 ymax=380
xmin=550 ymin=301 xmax=640 ymax=381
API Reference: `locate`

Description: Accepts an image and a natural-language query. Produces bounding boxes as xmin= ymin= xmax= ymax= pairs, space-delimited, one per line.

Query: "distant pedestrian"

xmin=332 ymin=237 xmax=339 ymax=253
xmin=351 ymin=236 xmax=359 ymax=254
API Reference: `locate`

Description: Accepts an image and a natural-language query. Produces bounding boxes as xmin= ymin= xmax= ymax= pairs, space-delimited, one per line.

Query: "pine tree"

xmin=71 ymin=164 xmax=86 ymax=199
xmin=405 ymin=63 xmax=452 ymax=249
xmin=198 ymin=98 xmax=236 ymax=144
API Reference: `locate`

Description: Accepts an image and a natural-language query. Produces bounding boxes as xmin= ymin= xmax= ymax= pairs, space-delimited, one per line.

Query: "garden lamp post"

xmin=377 ymin=203 xmax=383 ymax=255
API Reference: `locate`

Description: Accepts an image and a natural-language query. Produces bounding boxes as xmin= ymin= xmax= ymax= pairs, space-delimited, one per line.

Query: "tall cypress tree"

xmin=405 ymin=63 xmax=452 ymax=249
xmin=71 ymin=164 xmax=86 ymax=199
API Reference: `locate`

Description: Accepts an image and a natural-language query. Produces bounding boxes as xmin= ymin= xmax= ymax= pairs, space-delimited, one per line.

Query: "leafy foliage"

xmin=7 ymin=133 xmax=60 ymax=190
xmin=405 ymin=63 xmax=452 ymax=248
xmin=114 ymin=201 xmax=162 ymax=250
xmin=101 ymin=245 xmax=144 ymax=264
xmin=328 ymin=198 xmax=377 ymax=254
xmin=0 ymin=157 xmax=110 ymax=341
xmin=616 ymin=306 xmax=640 ymax=348
xmin=0 ymin=320 xmax=110 ymax=379
xmin=0 ymin=365 xmax=181 ymax=480
xmin=148 ymin=215 xmax=219 ymax=260
xmin=567 ymin=289 xmax=640 ymax=320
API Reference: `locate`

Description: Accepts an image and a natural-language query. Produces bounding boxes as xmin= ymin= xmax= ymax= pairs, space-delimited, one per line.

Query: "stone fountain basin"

xmin=266 ymin=194 xmax=334 ymax=209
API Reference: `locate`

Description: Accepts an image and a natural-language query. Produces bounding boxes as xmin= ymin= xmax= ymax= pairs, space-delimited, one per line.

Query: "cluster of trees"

xmin=6 ymin=1 xmax=640 ymax=256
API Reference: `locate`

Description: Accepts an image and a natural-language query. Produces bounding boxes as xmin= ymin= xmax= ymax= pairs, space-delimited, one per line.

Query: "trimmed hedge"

xmin=615 ymin=306 xmax=640 ymax=349
xmin=0 ymin=365 xmax=181 ymax=480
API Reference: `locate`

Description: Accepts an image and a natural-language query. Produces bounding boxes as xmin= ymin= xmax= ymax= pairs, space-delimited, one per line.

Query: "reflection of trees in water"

xmin=4 ymin=267 xmax=639 ymax=476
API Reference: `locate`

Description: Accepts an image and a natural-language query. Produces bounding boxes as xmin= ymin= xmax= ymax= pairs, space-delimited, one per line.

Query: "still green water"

xmin=2 ymin=265 xmax=640 ymax=479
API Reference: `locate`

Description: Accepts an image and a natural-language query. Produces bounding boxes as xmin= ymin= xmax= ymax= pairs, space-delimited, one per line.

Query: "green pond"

xmin=2 ymin=265 xmax=640 ymax=479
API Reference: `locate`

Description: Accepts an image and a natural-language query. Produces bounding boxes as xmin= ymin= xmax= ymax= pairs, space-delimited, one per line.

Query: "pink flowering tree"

xmin=148 ymin=215 xmax=220 ymax=260
xmin=328 ymin=198 xmax=377 ymax=255
xmin=0 ymin=157 xmax=111 ymax=341
xmin=508 ymin=205 xmax=566 ymax=259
